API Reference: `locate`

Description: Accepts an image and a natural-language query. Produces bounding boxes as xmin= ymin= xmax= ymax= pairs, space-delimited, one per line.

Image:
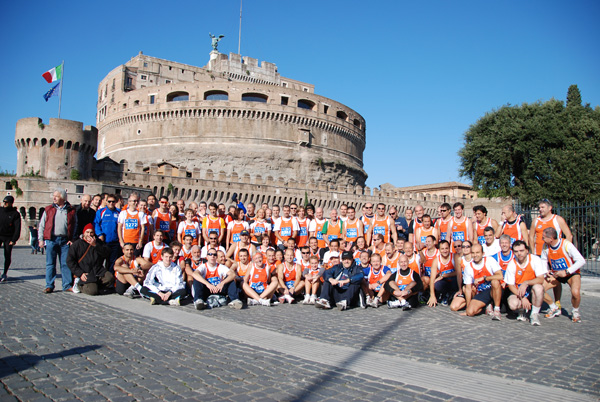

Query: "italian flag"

xmin=42 ymin=65 xmax=62 ymax=83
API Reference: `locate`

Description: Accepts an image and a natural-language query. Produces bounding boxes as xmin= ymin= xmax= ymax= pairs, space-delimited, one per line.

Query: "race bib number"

xmin=281 ymin=227 xmax=292 ymax=237
xmin=299 ymin=227 xmax=308 ymax=236
xmin=440 ymin=232 xmax=447 ymax=241
xmin=185 ymin=229 xmax=196 ymax=238
xmin=364 ymin=224 xmax=370 ymax=234
xmin=452 ymin=231 xmax=465 ymax=242
xmin=550 ymin=258 xmax=569 ymax=271
xmin=254 ymin=226 xmax=265 ymax=234
xmin=207 ymin=276 xmax=221 ymax=286
xmin=478 ymin=235 xmax=485 ymax=245
xmin=232 ymin=233 xmax=240 ymax=242
xmin=374 ymin=226 xmax=385 ymax=236
xmin=125 ymin=219 xmax=138 ymax=230
xmin=317 ymin=231 xmax=323 ymax=240
xmin=476 ymin=281 xmax=491 ymax=293
xmin=251 ymin=281 xmax=265 ymax=294
xmin=328 ymin=234 xmax=338 ymax=242
xmin=159 ymin=221 xmax=170 ymax=231
xmin=208 ymin=228 xmax=219 ymax=234
xmin=285 ymin=280 xmax=295 ymax=289
xmin=346 ymin=228 xmax=357 ymax=238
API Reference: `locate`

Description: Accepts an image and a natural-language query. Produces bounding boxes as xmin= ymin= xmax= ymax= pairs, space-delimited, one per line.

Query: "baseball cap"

xmin=341 ymin=251 xmax=353 ymax=260
xmin=240 ymin=230 xmax=250 ymax=236
xmin=3 ymin=196 xmax=14 ymax=203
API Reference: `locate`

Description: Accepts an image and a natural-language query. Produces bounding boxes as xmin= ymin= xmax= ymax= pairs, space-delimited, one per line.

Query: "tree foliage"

xmin=459 ymin=85 xmax=600 ymax=205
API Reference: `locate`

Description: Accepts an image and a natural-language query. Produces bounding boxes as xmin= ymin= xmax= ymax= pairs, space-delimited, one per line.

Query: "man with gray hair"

xmin=39 ymin=188 xmax=77 ymax=293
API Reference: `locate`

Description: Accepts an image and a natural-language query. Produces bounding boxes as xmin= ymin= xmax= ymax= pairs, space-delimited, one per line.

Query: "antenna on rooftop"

xmin=238 ymin=0 xmax=242 ymax=55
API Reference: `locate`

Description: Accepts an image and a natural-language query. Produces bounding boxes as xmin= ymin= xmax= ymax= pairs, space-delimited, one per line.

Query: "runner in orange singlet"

xmin=295 ymin=206 xmax=310 ymax=247
xmin=309 ymin=207 xmax=327 ymax=249
xmin=472 ymin=205 xmax=499 ymax=245
xmin=446 ymin=202 xmax=473 ymax=253
xmin=529 ymin=199 xmax=572 ymax=256
xmin=500 ymin=205 xmax=529 ymax=246
xmin=435 ymin=203 xmax=453 ymax=242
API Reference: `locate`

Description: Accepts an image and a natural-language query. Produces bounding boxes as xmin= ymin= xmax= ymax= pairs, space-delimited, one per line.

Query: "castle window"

xmin=303 ymin=87 xmax=309 ymax=92
xmin=141 ymin=75 xmax=147 ymax=80
xmin=143 ymin=62 xmax=148 ymax=67
xmin=167 ymin=91 xmax=189 ymax=102
xmin=134 ymin=100 xmax=140 ymax=106
xmin=281 ymin=96 xmax=289 ymax=106
xmin=297 ymin=99 xmax=315 ymax=111
xmin=204 ymin=90 xmax=228 ymax=101
xmin=165 ymin=80 xmax=171 ymax=84
xmin=242 ymin=93 xmax=267 ymax=103
xmin=336 ymin=111 xmax=348 ymax=121
xmin=75 ymin=185 xmax=84 ymax=194
xmin=353 ymin=119 xmax=361 ymax=128
xmin=149 ymin=95 xmax=155 ymax=104
xmin=122 ymin=103 xmax=127 ymax=109
xmin=323 ymin=105 xmax=329 ymax=114
xmin=282 ymin=82 xmax=288 ymax=88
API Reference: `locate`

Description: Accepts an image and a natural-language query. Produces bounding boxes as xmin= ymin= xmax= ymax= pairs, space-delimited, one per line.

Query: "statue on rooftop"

xmin=209 ymin=33 xmax=225 ymax=51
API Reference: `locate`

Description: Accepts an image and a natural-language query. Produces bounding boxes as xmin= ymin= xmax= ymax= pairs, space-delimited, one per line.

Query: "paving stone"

xmin=1 ymin=247 xmax=599 ymax=402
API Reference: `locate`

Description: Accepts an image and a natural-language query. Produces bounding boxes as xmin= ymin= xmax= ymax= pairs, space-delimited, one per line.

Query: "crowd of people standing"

xmin=0 ymin=188 xmax=586 ymax=325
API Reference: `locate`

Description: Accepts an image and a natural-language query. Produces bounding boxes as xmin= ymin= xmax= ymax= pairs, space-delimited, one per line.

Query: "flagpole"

xmin=58 ymin=60 xmax=64 ymax=118
xmin=238 ymin=0 xmax=242 ymax=55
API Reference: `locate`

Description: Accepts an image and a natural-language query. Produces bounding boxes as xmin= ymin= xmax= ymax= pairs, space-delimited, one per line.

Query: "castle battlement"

xmin=15 ymin=118 xmax=97 ymax=180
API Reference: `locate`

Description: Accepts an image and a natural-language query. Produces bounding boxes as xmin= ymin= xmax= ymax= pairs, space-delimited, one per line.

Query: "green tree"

xmin=566 ymin=84 xmax=582 ymax=108
xmin=459 ymin=86 xmax=600 ymax=205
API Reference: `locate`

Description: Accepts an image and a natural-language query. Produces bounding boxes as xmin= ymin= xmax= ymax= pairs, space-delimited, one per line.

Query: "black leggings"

xmin=0 ymin=238 xmax=14 ymax=275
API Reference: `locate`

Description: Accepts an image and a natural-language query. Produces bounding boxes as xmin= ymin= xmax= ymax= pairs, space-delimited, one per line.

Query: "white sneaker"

xmin=259 ymin=298 xmax=271 ymax=306
xmin=315 ymin=298 xmax=331 ymax=309
xmin=168 ymin=297 xmax=181 ymax=306
xmin=530 ymin=313 xmax=541 ymax=326
xmin=302 ymin=294 xmax=311 ymax=304
xmin=365 ymin=295 xmax=372 ymax=306
xmin=284 ymin=294 xmax=294 ymax=304
xmin=485 ymin=304 xmax=493 ymax=316
xmin=247 ymin=299 xmax=259 ymax=306
xmin=516 ymin=309 xmax=527 ymax=321
xmin=73 ymin=278 xmax=81 ymax=294
xmin=336 ymin=299 xmax=348 ymax=311
xmin=123 ymin=285 xmax=136 ymax=299
xmin=387 ymin=300 xmax=402 ymax=309
xmin=228 ymin=299 xmax=243 ymax=310
xmin=309 ymin=294 xmax=317 ymax=305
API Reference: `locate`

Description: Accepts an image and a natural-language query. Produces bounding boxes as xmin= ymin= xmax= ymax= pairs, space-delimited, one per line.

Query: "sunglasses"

xmin=107 ymin=200 xmax=116 ymax=203
xmin=207 ymin=253 xmax=217 ymax=257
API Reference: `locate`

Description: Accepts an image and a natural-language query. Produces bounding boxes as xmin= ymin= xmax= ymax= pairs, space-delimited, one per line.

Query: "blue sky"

xmin=1 ymin=0 xmax=598 ymax=189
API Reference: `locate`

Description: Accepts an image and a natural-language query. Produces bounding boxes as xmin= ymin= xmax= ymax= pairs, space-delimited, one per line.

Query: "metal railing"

xmin=515 ymin=200 xmax=600 ymax=276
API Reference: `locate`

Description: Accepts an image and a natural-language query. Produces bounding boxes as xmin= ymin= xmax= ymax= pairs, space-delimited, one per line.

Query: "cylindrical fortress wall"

xmin=97 ymin=81 xmax=367 ymax=186
xmin=15 ymin=118 xmax=97 ymax=180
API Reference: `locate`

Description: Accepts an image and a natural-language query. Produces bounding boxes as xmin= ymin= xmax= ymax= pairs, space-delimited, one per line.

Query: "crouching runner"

xmin=385 ymin=254 xmax=422 ymax=310
xmin=315 ymin=251 xmax=364 ymax=311
xmin=191 ymin=247 xmax=243 ymax=310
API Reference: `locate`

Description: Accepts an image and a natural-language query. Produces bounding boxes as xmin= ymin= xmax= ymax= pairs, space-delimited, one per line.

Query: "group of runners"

xmin=79 ymin=192 xmax=583 ymax=325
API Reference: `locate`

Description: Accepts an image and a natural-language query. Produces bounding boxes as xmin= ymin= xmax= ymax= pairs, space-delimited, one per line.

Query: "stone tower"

xmin=15 ymin=117 xmax=97 ymax=180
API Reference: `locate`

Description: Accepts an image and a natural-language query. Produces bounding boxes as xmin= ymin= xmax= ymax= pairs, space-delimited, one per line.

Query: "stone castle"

xmin=10 ymin=50 xmax=497 ymax=241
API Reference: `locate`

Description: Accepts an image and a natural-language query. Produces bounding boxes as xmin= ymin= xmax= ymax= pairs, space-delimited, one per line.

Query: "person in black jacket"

xmin=73 ymin=194 xmax=96 ymax=239
xmin=0 ymin=196 xmax=21 ymax=282
xmin=67 ymin=223 xmax=114 ymax=295
xmin=315 ymin=251 xmax=364 ymax=311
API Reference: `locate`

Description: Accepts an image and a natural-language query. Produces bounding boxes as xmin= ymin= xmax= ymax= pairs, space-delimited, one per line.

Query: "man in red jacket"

xmin=39 ymin=188 xmax=76 ymax=293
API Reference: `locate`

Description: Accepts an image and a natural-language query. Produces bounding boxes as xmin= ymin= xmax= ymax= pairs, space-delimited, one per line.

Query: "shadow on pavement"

xmin=0 ymin=345 xmax=103 ymax=378
xmin=289 ymin=310 xmax=410 ymax=401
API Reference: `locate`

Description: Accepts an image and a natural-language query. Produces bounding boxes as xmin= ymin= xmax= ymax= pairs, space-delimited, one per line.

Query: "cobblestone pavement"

xmin=1 ymin=247 xmax=598 ymax=401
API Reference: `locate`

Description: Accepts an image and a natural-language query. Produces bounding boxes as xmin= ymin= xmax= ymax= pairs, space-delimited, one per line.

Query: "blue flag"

xmin=43 ymin=81 xmax=61 ymax=102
